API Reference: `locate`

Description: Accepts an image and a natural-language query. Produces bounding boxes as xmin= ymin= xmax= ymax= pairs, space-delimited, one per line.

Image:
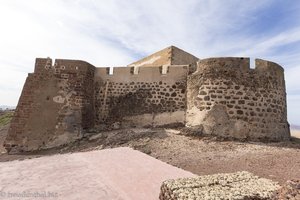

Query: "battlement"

xmin=94 ymin=65 xmax=188 ymax=83
xmin=34 ymin=58 xmax=96 ymax=74
xmin=255 ymin=59 xmax=284 ymax=76
xmin=35 ymin=57 xmax=284 ymax=84
xmin=197 ymin=57 xmax=250 ymax=72
xmin=197 ymin=57 xmax=284 ymax=78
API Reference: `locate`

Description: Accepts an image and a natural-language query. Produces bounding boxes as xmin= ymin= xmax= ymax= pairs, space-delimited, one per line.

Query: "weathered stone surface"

xmin=159 ymin=171 xmax=280 ymax=200
xmin=5 ymin=58 xmax=95 ymax=152
xmin=186 ymin=57 xmax=290 ymax=141
xmin=94 ymin=66 xmax=188 ymax=128
xmin=274 ymin=180 xmax=300 ymax=200
xmin=4 ymin=48 xmax=290 ymax=152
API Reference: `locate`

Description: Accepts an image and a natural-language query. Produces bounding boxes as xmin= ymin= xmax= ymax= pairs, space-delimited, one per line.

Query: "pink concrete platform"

xmin=0 ymin=147 xmax=195 ymax=200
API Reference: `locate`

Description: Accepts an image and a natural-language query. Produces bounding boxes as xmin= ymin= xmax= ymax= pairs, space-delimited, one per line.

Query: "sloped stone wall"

xmin=5 ymin=58 xmax=95 ymax=152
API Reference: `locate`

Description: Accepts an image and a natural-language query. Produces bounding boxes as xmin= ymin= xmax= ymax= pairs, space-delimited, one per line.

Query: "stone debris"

xmin=159 ymin=171 xmax=280 ymax=200
xmin=274 ymin=180 xmax=300 ymax=200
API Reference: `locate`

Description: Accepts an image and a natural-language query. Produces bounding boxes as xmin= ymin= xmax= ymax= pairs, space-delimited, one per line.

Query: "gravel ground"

xmin=0 ymin=127 xmax=300 ymax=185
xmin=275 ymin=179 xmax=300 ymax=199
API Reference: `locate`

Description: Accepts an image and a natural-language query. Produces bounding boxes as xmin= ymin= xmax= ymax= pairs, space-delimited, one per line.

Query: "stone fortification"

xmin=186 ymin=57 xmax=289 ymax=141
xmin=4 ymin=46 xmax=290 ymax=152
xmin=94 ymin=65 xmax=187 ymax=128
xmin=5 ymin=58 xmax=95 ymax=151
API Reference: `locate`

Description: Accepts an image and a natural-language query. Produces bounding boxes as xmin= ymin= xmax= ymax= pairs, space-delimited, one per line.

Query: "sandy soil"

xmin=0 ymin=127 xmax=300 ymax=184
xmin=291 ymin=129 xmax=300 ymax=139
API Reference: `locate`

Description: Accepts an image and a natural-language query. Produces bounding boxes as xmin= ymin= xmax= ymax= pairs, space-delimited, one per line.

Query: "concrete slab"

xmin=0 ymin=147 xmax=195 ymax=200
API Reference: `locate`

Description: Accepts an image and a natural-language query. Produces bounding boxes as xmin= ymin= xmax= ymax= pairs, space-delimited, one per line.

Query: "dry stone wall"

xmin=186 ymin=58 xmax=290 ymax=141
xmin=94 ymin=66 xmax=188 ymax=128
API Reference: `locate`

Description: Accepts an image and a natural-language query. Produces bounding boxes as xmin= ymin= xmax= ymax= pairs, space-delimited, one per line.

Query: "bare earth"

xmin=291 ymin=129 xmax=300 ymax=139
xmin=0 ymin=126 xmax=300 ymax=184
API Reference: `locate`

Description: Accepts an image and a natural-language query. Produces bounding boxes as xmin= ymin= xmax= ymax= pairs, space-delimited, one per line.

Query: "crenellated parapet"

xmin=255 ymin=59 xmax=285 ymax=87
xmin=197 ymin=57 xmax=250 ymax=73
xmin=196 ymin=57 xmax=285 ymax=89
xmin=95 ymin=65 xmax=188 ymax=82
xmin=34 ymin=58 xmax=95 ymax=75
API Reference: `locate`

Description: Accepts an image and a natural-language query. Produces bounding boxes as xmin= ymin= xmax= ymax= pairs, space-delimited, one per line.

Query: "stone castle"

xmin=4 ymin=46 xmax=290 ymax=152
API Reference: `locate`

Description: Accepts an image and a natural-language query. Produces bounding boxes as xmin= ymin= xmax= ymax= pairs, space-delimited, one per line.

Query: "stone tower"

xmin=186 ymin=58 xmax=290 ymax=140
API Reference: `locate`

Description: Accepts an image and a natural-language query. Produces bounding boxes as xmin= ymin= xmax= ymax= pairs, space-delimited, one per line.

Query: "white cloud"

xmin=0 ymin=0 xmax=136 ymax=106
xmin=287 ymin=95 xmax=300 ymax=125
xmin=0 ymin=0 xmax=299 ymax=124
xmin=285 ymin=66 xmax=300 ymax=93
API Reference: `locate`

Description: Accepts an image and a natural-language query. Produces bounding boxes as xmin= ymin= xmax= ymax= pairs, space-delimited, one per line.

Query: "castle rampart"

xmin=94 ymin=65 xmax=188 ymax=128
xmin=4 ymin=47 xmax=290 ymax=152
xmin=187 ymin=57 xmax=289 ymax=140
xmin=5 ymin=58 xmax=96 ymax=151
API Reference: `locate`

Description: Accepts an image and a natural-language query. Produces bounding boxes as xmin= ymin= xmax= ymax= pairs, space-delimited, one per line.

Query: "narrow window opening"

xmin=109 ymin=67 xmax=114 ymax=75
xmin=250 ymin=58 xmax=255 ymax=69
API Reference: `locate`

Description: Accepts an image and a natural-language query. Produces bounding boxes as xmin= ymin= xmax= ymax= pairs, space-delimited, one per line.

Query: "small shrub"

xmin=0 ymin=112 xmax=13 ymax=127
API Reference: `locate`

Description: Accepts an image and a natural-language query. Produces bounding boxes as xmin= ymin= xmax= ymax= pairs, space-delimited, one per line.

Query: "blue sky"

xmin=0 ymin=0 xmax=299 ymax=125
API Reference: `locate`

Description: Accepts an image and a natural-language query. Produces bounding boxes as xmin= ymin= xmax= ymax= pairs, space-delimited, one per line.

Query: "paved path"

xmin=0 ymin=147 xmax=195 ymax=200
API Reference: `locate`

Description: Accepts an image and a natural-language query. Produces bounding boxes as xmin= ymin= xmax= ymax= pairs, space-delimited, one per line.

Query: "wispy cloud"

xmin=0 ymin=0 xmax=299 ymax=124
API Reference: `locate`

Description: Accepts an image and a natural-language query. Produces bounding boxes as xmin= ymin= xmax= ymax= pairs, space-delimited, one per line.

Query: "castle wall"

xmin=4 ymin=54 xmax=290 ymax=152
xmin=94 ymin=65 xmax=188 ymax=128
xmin=5 ymin=58 xmax=95 ymax=152
xmin=186 ymin=58 xmax=290 ymax=141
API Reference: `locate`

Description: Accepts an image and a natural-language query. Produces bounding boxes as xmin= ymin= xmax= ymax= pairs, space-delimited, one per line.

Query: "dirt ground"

xmin=0 ymin=126 xmax=300 ymax=184
xmin=291 ymin=129 xmax=300 ymax=139
xmin=0 ymin=124 xmax=9 ymax=153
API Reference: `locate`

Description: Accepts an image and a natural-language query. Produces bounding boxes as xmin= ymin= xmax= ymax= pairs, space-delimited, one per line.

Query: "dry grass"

xmin=0 ymin=112 xmax=13 ymax=127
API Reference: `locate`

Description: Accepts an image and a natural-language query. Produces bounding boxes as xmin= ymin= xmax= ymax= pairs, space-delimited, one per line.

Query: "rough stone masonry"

xmin=4 ymin=46 xmax=290 ymax=152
